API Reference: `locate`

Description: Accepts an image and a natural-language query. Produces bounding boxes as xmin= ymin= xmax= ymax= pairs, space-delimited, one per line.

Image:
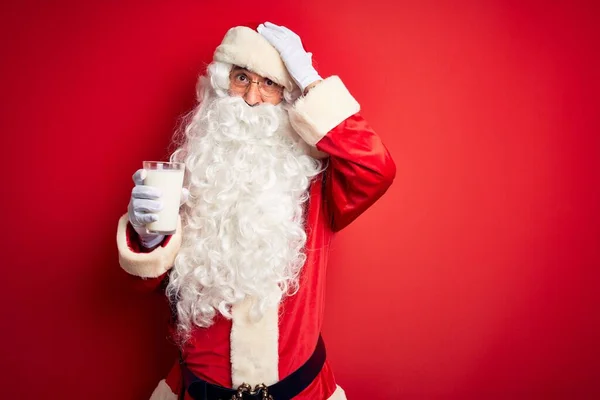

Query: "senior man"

xmin=117 ymin=22 xmax=396 ymax=400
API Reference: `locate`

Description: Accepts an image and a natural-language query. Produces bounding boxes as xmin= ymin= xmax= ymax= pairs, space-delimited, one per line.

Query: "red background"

xmin=1 ymin=0 xmax=599 ymax=398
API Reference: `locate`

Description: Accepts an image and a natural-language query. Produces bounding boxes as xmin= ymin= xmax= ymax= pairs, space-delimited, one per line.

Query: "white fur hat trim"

xmin=214 ymin=26 xmax=297 ymax=92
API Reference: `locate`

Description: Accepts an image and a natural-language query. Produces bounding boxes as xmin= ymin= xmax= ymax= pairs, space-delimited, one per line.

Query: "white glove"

xmin=127 ymin=169 xmax=190 ymax=249
xmin=128 ymin=169 xmax=164 ymax=249
xmin=257 ymin=22 xmax=322 ymax=92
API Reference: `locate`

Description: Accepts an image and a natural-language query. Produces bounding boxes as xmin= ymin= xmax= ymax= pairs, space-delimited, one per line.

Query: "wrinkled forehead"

xmin=230 ymin=65 xmax=273 ymax=81
xmin=231 ymin=65 xmax=254 ymax=75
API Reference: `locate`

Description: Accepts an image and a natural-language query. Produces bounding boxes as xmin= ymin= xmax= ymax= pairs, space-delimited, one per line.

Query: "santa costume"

xmin=117 ymin=24 xmax=396 ymax=400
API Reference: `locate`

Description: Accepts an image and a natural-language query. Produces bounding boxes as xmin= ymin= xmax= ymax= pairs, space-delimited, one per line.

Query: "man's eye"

xmin=265 ymin=79 xmax=275 ymax=86
xmin=236 ymin=74 xmax=248 ymax=82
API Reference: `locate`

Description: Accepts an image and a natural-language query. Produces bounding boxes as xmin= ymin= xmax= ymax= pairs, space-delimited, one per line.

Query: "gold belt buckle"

xmin=231 ymin=383 xmax=273 ymax=399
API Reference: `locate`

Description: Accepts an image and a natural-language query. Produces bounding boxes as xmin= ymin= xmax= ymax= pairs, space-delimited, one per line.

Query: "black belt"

xmin=181 ymin=335 xmax=326 ymax=400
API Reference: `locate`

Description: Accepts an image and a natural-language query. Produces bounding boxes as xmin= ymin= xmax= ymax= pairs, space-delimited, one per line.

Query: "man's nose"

xmin=244 ymin=83 xmax=262 ymax=106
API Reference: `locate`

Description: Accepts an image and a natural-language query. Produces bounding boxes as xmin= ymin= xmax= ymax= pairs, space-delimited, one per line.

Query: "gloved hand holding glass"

xmin=127 ymin=161 xmax=187 ymax=249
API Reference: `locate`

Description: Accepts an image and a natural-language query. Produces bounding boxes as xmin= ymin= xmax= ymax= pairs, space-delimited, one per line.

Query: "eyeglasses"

xmin=229 ymin=69 xmax=283 ymax=98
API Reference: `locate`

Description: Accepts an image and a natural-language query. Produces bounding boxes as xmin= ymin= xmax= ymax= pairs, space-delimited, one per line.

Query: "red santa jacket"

xmin=116 ymin=76 xmax=396 ymax=400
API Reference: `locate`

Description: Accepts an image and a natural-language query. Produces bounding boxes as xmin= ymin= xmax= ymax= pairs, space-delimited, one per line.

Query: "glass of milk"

xmin=142 ymin=161 xmax=185 ymax=235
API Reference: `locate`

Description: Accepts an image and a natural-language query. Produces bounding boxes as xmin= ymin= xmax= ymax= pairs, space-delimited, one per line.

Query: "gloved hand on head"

xmin=257 ymin=22 xmax=322 ymax=93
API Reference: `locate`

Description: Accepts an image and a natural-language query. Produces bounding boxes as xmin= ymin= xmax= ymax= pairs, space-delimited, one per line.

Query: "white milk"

xmin=144 ymin=168 xmax=185 ymax=234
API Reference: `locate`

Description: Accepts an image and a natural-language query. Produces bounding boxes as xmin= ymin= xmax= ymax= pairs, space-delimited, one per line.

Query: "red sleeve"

xmin=165 ymin=359 xmax=183 ymax=396
xmin=315 ymin=113 xmax=396 ymax=231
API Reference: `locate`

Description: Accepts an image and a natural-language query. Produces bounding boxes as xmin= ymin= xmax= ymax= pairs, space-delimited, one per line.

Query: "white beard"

xmin=167 ymin=93 xmax=322 ymax=339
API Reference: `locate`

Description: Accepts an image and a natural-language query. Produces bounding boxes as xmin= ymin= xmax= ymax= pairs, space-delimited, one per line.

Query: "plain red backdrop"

xmin=1 ymin=0 xmax=598 ymax=398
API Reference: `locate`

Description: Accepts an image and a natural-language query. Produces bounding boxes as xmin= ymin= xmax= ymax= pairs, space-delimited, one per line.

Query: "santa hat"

xmin=213 ymin=26 xmax=297 ymax=93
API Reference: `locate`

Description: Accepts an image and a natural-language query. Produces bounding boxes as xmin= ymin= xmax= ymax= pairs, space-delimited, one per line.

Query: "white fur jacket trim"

xmin=289 ymin=76 xmax=361 ymax=147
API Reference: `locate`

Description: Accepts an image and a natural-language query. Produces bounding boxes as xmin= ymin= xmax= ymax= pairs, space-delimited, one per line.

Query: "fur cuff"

xmin=148 ymin=379 xmax=178 ymax=400
xmin=116 ymin=214 xmax=182 ymax=278
xmin=327 ymin=385 xmax=348 ymax=399
xmin=289 ymin=76 xmax=360 ymax=146
xmin=230 ymin=294 xmax=280 ymax=387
